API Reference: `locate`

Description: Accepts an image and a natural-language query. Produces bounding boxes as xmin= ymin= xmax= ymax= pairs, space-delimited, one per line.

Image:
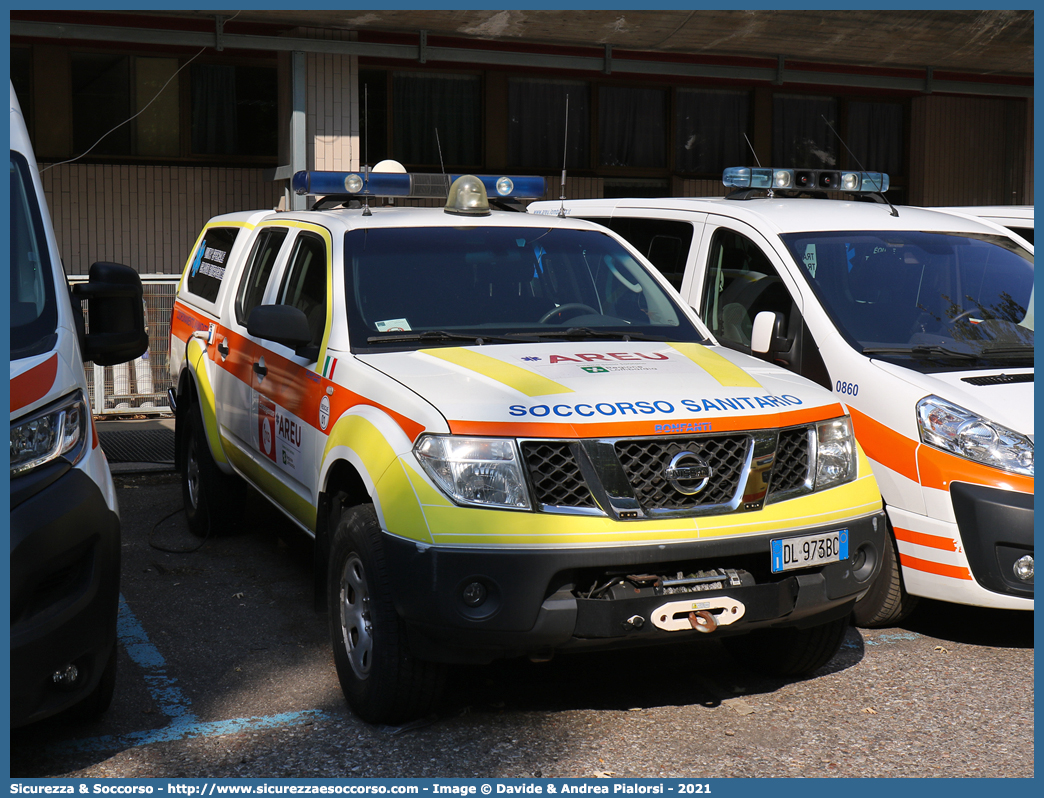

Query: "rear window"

xmin=186 ymin=226 xmax=240 ymax=303
xmin=10 ymin=151 xmax=58 ymax=360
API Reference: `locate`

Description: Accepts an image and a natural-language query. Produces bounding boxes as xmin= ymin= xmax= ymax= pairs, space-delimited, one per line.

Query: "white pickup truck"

xmin=168 ymin=168 xmax=885 ymax=723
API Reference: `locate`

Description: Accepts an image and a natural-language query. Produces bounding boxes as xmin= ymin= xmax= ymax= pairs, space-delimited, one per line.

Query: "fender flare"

xmin=183 ymin=337 xmax=231 ymax=470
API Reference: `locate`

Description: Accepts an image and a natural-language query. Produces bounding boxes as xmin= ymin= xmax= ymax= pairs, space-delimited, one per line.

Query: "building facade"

xmin=11 ymin=10 xmax=1034 ymax=276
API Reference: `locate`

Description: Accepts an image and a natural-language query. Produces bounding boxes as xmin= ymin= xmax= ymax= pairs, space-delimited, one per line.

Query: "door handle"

xmin=217 ymin=338 xmax=229 ymax=358
xmin=253 ymin=361 xmax=268 ymax=378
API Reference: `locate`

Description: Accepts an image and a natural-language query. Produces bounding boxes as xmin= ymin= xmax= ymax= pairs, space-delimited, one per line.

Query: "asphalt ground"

xmin=9 ymin=467 xmax=1034 ymax=779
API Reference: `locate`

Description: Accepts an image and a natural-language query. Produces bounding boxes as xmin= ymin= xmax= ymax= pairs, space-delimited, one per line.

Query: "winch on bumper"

xmin=383 ymin=511 xmax=885 ymax=664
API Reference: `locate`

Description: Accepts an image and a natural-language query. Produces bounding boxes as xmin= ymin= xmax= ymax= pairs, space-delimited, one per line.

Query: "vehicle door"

xmin=246 ymin=225 xmax=332 ymax=529
xmin=217 ymin=224 xmax=293 ymax=467
xmin=690 ymin=216 xmax=831 ymax=390
xmin=601 ymin=212 xmax=707 ymax=295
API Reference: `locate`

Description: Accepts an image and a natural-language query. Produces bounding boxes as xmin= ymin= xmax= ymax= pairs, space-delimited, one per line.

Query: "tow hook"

xmin=688 ymin=610 xmax=717 ymax=633
xmin=650 ymin=596 xmax=745 ymax=632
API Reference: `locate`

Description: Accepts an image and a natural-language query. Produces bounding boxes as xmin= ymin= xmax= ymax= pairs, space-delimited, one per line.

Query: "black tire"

xmin=327 ymin=503 xmax=445 ymax=725
xmin=852 ymin=525 xmax=918 ymax=628
xmin=181 ymin=399 xmax=241 ymax=538
xmin=723 ymin=614 xmax=850 ymax=678
xmin=69 ymin=642 xmax=117 ymax=721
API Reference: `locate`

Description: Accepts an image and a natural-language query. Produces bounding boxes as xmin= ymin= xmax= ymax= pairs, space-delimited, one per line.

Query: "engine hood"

xmin=358 ymin=340 xmax=843 ymax=436
xmin=869 ymin=360 xmax=1033 ymax=437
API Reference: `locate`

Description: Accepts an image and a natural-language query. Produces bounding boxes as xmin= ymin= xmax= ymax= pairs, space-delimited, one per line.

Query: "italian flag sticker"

xmin=322 ymin=355 xmax=338 ymax=380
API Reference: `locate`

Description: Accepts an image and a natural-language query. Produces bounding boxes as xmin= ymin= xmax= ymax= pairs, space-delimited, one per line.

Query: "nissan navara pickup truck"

xmin=532 ymin=167 xmax=1033 ymax=626
xmin=169 ymin=169 xmax=885 ymax=724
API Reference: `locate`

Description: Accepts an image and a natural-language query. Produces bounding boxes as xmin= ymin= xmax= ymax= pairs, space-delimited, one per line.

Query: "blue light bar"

xmin=292 ymin=171 xmax=546 ymax=199
xmin=723 ymin=167 xmax=889 ymax=193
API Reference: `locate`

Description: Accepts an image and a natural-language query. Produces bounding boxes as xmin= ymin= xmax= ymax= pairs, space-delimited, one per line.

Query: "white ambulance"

xmin=10 ymin=83 xmax=148 ymax=725
xmin=530 ymin=167 xmax=1033 ymax=626
xmin=168 ymin=168 xmax=887 ymax=724
xmin=931 ymin=206 xmax=1033 ymax=246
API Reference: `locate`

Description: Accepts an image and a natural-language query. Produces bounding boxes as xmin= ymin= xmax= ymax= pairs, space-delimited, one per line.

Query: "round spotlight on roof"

xmin=343 ymin=174 xmax=364 ymax=194
xmin=444 ymin=175 xmax=491 ymax=216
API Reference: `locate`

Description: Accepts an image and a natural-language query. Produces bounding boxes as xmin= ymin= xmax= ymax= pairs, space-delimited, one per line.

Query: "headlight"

xmin=414 ymin=435 xmax=531 ymax=510
xmin=814 ymin=416 xmax=857 ymax=490
xmin=917 ymin=396 xmax=1033 ymax=476
xmin=11 ymin=390 xmax=89 ymax=478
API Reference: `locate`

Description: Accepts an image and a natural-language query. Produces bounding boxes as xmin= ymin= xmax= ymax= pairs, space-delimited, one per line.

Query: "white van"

xmin=9 ymin=83 xmax=148 ymax=726
xmin=931 ymin=206 xmax=1033 ymax=246
xmin=531 ymin=167 xmax=1033 ymax=625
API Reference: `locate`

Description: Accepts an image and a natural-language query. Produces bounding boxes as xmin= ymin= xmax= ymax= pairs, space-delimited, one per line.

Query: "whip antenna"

xmin=362 ymin=85 xmax=372 ymax=216
xmin=821 ymin=115 xmax=898 ymax=217
xmin=435 ymin=128 xmax=445 ymax=175
xmin=743 ymin=133 xmax=762 ymax=167
xmin=558 ymin=95 xmax=570 ymax=218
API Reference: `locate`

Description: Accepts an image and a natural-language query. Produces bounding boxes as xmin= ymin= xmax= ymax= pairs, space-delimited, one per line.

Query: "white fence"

xmin=69 ymin=274 xmax=180 ymax=416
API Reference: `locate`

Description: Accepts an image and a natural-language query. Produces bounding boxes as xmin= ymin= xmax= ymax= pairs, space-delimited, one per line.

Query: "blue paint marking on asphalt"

xmin=841 ymin=630 xmax=922 ymax=650
xmin=863 ymin=631 xmax=922 ymax=646
xmin=44 ymin=596 xmax=332 ymax=756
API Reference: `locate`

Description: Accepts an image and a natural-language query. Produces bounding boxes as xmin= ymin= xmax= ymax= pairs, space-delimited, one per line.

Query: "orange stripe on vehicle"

xmin=171 ymin=301 xmax=213 ymax=343
xmin=846 ymin=405 xmax=919 ymax=483
xmin=917 ymin=444 xmax=1033 ymax=494
xmin=204 ymin=322 xmax=427 ymax=442
xmin=449 ymin=404 xmax=846 ymax=439
xmin=10 ymin=353 xmax=58 ymax=413
xmin=899 ymin=553 xmax=973 ymax=581
xmin=893 ymin=525 xmax=959 ymax=552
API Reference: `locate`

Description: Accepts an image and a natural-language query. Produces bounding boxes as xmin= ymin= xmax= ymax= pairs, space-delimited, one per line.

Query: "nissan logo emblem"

xmin=664 ymin=451 xmax=712 ymax=495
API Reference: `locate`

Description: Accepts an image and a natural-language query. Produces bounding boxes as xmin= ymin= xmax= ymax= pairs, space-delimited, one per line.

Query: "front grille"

xmin=520 ymin=425 xmax=822 ymax=519
xmin=615 ymin=435 xmax=750 ymax=510
xmin=769 ymin=427 xmax=812 ymax=497
xmin=521 ymin=441 xmax=596 ymax=508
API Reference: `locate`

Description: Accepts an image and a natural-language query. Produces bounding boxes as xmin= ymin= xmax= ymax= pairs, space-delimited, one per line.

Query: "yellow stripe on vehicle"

xmin=669 ymin=342 xmax=763 ymax=388
xmin=322 ymin=413 xmax=435 ymax=542
xmin=187 ymin=337 xmax=228 ymax=466
xmin=423 ymin=348 xmax=574 ymax=397
xmin=224 ymin=444 xmax=317 ymax=531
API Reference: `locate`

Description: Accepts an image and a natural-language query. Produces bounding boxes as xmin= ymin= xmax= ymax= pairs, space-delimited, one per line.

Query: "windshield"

xmin=10 ymin=151 xmax=58 ymax=360
xmin=780 ymin=231 xmax=1033 ymax=370
xmin=345 ymin=226 xmax=708 ymax=351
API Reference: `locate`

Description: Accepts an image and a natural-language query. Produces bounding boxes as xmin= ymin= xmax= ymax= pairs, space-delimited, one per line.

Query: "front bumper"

xmin=384 ymin=511 xmax=885 ymax=663
xmin=952 ymin=482 xmax=1033 ymax=599
xmin=10 ymin=466 xmax=121 ymax=727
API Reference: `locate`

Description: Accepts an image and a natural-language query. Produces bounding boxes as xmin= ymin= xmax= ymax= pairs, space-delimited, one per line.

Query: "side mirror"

xmin=247 ymin=304 xmax=313 ymax=352
xmin=751 ymin=310 xmax=789 ymax=356
xmin=71 ymin=261 xmax=149 ymax=366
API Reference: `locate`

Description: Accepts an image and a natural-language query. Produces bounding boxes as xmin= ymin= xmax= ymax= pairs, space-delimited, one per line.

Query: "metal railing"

xmin=69 ymin=274 xmax=180 ymax=416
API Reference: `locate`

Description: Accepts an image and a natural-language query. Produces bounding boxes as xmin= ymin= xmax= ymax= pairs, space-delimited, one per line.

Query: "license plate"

xmin=771 ymin=529 xmax=848 ymax=573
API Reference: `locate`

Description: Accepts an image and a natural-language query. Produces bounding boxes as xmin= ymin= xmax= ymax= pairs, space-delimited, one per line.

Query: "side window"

xmin=701 ymin=228 xmax=792 ymax=348
xmin=235 ymin=227 xmax=289 ymax=326
xmin=607 ymin=218 xmax=694 ymax=290
xmin=277 ymin=232 xmax=327 ymax=348
xmin=186 ymin=226 xmax=239 ymax=304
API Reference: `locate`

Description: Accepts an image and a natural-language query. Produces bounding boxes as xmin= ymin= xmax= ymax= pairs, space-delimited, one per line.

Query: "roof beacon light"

xmin=723 ymin=167 xmax=889 ymax=194
xmin=292 ymin=170 xmax=545 ymax=200
xmin=445 ymin=175 xmax=490 ymax=217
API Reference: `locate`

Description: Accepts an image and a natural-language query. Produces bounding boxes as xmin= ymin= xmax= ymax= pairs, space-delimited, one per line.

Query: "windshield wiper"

xmin=510 ymin=327 xmax=670 ymax=341
xmin=861 ymin=344 xmax=979 ymax=361
xmin=366 ymin=330 xmax=534 ymax=345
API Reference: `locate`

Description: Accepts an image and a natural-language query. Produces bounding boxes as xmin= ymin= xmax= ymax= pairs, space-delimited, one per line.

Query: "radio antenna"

xmin=821 ymin=115 xmax=898 ymax=217
xmin=557 ymin=94 xmax=569 ymax=218
xmin=435 ymin=128 xmax=446 ymax=175
xmin=743 ymin=133 xmax=762 ymax=167
xmin=362 ymin=85 xmax=372 ymax=216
